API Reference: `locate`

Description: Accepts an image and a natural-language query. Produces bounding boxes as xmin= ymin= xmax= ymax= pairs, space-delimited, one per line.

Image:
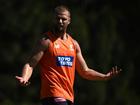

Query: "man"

xmin=16 ymin=5 xmax=121 ymax=105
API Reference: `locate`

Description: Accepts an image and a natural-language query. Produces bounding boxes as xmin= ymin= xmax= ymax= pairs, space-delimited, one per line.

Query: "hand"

xmin=105 ymin=66 xmax=122 ymax=80
xmin=15 ymin=76 xmax=30 ymax=86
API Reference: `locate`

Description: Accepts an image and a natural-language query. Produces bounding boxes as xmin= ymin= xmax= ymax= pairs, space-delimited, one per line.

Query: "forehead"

xmin=55 ymin=10 xmax=70 ymax=18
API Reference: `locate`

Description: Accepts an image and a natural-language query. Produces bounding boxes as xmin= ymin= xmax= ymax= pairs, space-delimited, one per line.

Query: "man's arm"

xmin=16 ymin=38 xmax=50 ymax=86
xmin=74 ymin=40 xmax=121 ymax=81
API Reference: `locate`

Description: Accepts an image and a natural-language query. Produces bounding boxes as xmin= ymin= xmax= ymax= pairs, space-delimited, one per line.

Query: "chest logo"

xmin=54 ymin=43 xmax=60 ymax=49
xmin=56 ymin=56 xmax=74 ymax=67
xmin=69 ymin=44 xmax=74 ymax=51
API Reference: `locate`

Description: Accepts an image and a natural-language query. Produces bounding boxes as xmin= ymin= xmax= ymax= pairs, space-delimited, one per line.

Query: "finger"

xmin=25 ymin=81 xmax=31 ymax=86
xmin=15 ymin=76 xmax=26 ymax=84
xmin=112 ymin=67 xmax=114 ymax=73
xmin=111 ymin=67 xmax=114 ymax=75
xmin=22 ymin=81 xmax=31 ymax=87
xmin=112 ymin=67 xmax=114 ymax=70
xmin=112 ymin=67 xmax=117 ymax=76
xmin=112 ymin=67 xmax=115 ymax=74
xmin=15 ymin=76 xmax=22 ymax=80
xmin=115 ymin=66 xmax=117 ymax=70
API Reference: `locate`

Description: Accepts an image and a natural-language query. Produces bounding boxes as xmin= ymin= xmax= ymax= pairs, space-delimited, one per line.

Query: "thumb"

xmin=15 ymin=76 xmax=22 ymax=80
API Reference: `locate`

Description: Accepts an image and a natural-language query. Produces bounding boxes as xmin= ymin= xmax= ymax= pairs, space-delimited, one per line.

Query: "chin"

xmin=55 ymin=26 xmax=65 ymax=33
xmin=58 ymin=28 xmax=65 ymax=32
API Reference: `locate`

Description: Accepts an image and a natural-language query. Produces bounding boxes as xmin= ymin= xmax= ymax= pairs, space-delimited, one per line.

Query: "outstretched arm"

xmin=74 ymin=40 xmax=121 ymax=81
xmin=16 ymin=38 xmax=50 ymax=86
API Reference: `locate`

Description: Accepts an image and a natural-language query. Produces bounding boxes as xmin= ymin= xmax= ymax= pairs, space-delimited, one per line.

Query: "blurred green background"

xmin=0 ymin=0 xmax=140 ymax=105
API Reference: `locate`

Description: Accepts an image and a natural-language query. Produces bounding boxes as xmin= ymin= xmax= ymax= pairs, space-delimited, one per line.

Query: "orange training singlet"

xmin=39 ymin=31 xmax=76 ymax=102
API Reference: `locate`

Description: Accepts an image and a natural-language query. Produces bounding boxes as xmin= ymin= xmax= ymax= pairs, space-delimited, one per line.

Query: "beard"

xmin=54 ymin=24 xmax=66 ymax=33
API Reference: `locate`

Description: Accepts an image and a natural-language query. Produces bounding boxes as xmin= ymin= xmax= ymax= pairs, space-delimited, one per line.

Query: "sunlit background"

xmin=0 ymin=0 xmax=140 ymax=105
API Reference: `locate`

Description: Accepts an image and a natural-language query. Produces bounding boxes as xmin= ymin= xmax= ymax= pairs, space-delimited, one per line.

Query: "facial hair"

xmin=54 ymin=24 xmax=66 ymax=34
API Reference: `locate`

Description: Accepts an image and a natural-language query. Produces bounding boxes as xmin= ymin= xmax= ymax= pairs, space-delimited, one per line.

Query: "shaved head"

xmin=54 ymin=5 xmax=71 ymax=17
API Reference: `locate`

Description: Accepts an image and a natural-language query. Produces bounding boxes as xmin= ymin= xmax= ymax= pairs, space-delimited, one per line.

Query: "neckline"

xmin=58 ymin=33 xmax=69 ymax=42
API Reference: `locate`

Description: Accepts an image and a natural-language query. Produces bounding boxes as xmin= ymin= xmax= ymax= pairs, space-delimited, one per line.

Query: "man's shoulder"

xmin=36 ymin=32 xmax=52 ymax=49
xmin=40 ymin=37 xmax=50 ymax=47
xmin=42 ymin=31 xmax=52 ymax=40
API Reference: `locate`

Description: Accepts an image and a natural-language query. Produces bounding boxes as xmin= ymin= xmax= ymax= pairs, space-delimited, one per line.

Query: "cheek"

xmin=64 ymin=21 xmax=70 ymax=25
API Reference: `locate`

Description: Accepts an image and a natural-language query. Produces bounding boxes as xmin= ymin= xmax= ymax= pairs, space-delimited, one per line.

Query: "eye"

xmin=62 ymin=19 xmax=66 ymax=21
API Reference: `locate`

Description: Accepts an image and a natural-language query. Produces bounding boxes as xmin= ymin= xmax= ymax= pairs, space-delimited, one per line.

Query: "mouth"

xmin=58 ymin=24 xmax=64 ymax=29
xmin=59 ymin=24 xmax=63 ymax=27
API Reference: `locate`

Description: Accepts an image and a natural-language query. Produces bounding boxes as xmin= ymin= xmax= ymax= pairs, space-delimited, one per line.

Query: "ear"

xmin=68 ymin=18 xmax=71 ymax=24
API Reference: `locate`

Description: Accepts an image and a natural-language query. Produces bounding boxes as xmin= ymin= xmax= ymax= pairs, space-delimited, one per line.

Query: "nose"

xmin=58 ymin=19 xmax=63 ymax=24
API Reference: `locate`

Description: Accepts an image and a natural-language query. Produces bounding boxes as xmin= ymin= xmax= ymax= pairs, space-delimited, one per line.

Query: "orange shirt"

xmin=39 ymin=32 xmax=76 ymax=102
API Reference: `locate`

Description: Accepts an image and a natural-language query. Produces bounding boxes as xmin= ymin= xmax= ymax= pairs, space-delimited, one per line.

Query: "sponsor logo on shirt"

xmin=56 ymin=56 xmax=74 ymax=67
xmin=69 ymin=44 xmax=74 ymax=51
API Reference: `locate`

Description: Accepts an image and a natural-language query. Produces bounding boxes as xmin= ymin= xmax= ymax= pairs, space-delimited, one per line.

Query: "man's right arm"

xmin=16 ymin=38 xmax=50 ymax=86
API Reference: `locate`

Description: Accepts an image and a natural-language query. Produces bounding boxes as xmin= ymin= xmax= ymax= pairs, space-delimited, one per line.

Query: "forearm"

xmin=22 ymin=63 xmax=33 ymax=82
xmin=80 ymin=68 xmax=107 ymax=81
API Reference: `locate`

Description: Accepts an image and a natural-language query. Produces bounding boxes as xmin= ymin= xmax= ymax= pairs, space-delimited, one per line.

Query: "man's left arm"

xmin=74 ymin=40 xmax=121 ymax=81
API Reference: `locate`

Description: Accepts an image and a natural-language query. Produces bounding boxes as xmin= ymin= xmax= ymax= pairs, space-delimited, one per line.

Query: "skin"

xmin=16 ymin=9 xmax=121 ymax=87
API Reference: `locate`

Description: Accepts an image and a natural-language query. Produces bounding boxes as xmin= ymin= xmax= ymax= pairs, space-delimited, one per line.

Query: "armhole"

xmin=69 ymin=36 xmax=77 ymax=53
xmin=72 ymin=39 xmax=78 ymax=53
xmin=43 ymin=31 xmax=53 ymax=40
xmin=40 ymin=33 xmax=51 ymax=52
